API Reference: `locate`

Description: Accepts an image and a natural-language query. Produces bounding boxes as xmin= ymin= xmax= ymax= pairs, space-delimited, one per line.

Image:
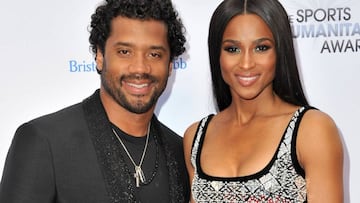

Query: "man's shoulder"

xmin=14 ymin=102 xmax=87 ymax=141
xmin=155 ymin=119 xmax=179 ymax=136
xmin=154 ymin=118 xmax=183 ymax=148
xmin=27 ymin=90 xmax=101 ymax=127
xmin=30 ymin=102 xmax=84 ymax=126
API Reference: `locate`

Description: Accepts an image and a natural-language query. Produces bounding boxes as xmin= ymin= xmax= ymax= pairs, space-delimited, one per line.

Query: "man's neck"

xmin=99 ymin=88 xmax=154 ymax=137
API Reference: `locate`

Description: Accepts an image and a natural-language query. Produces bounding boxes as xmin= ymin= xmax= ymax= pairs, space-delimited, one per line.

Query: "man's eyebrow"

xmin=149 ymin=45 xmax=167 ymax=52
xmin=113 ymin=42 xmax=168 ymax=51
xmin=113 ymin=41 xmax=132 ymax=47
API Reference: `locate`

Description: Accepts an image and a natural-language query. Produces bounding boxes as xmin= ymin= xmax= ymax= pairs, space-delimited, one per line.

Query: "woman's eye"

xmin=255 ymin=45 xmax=271 ymax=52
xmin=224 ymin=46 xmax=240 ymax=53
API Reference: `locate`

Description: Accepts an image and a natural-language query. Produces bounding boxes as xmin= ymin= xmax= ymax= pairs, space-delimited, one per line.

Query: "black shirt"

xmin=111 ymin=123 xmax=170 ymax=203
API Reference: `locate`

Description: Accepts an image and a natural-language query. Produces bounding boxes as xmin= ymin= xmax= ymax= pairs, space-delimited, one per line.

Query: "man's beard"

xmin=101 ymin=70 xmax=167 ymax=114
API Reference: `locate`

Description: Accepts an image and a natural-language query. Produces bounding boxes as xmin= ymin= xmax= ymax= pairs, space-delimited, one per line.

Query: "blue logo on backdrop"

xmin=172 ymin=57 xmax=187 ymax=70
xmin=68 ymin=57 xmax=188 ymax=73
xmin=69 ymin=60 xmax=97 ymax=72
xmin=289 ymin=5 xmax=360 ymax=54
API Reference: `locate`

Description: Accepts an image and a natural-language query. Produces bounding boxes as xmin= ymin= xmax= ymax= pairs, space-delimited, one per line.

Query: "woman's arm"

xmin=297 ymin=110 xmax=344 ymax=203
xmin=183 ymin=122 xmax=200 ymax=203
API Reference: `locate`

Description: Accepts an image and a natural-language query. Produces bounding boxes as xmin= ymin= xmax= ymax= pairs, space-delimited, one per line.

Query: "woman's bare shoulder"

xmin=300 ymin=108 xmax=338 ymax=134
xmin=297 ymin=108 xmax=343 ymax=167
xmin=183 ymin=114 xmax=215 ymax=146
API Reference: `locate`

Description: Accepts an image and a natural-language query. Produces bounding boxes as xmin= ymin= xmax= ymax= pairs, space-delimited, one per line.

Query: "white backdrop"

xmin=0 ymin=0 xmax=358 ymax=202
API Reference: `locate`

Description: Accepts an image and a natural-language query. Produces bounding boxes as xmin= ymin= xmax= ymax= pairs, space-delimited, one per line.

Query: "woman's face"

xmin=220 ymin=14 xmax=276 ymax=101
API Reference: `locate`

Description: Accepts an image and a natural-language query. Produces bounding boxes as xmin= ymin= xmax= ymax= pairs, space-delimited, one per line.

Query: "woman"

xmin=183 ymin=0 xmax=344 ymax=202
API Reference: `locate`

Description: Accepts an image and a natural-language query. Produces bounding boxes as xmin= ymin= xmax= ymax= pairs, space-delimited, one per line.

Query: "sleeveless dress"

xmin=191 ymin=106 xmax=314 ymax=202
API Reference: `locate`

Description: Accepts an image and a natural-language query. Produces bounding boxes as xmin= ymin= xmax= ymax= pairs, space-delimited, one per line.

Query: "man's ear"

xmin=168 ymin=62 xmax=173 ymax=77
xmin=95 ymin=48 xmax=104 ymax=74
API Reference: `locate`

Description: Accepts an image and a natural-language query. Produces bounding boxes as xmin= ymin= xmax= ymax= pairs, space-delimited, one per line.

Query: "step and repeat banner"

xmin=0 ymin=0 xmax=358 ymax=201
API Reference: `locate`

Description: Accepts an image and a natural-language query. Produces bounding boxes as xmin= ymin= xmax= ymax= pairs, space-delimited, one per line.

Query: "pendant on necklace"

xmin=134 ymin=166 xmax=146 ymax=187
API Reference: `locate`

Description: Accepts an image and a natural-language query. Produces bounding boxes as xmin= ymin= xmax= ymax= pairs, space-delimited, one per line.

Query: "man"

xmin=0 ymin=0 xmax=189 ymax=202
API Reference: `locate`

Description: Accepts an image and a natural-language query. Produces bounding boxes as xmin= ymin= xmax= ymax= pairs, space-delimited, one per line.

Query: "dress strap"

xmin=190 ymin=114 xmax=214 ymax=169
xmin=289 ymin=106 xmax=317 ymax=176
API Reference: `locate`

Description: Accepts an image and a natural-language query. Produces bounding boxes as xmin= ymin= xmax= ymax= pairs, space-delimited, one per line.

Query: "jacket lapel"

xmin=82 ymin=90 xmax=187 ymax=202
xmin=82 ymin=90 xmax=136 ymax=202
xmin=152 ymin=117 xmax=186 ymax=203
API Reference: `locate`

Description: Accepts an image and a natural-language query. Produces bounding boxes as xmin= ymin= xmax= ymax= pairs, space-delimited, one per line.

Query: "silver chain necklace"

xmin=112 ymin=123 xmax=150 ymax=187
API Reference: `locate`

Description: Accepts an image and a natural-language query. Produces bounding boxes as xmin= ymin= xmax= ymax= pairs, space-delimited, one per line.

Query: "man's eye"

xmin=150 ymin=52 xmax=161 ymax=58
xmin=118 ymin=50 xmax=130 ymax=55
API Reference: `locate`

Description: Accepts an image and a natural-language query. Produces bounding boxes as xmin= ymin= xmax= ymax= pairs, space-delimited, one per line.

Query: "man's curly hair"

xmin=89 ymin=0 xmax=186 ymax=61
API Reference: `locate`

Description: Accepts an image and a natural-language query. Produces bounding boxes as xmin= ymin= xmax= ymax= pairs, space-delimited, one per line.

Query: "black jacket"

xmin=0 ymin=90 xmax=189 ymax=203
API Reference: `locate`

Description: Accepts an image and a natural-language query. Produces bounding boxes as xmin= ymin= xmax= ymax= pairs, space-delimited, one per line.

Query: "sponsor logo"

xmin=172 ymin=57 xmax=187 ymax=70
xmin=69 ymin=60 xmax=97 ymax=72
xmin=69 ymin=57 xmax=188 ymax=73
xmin=288 ymin=4 xmax=360 ymax=53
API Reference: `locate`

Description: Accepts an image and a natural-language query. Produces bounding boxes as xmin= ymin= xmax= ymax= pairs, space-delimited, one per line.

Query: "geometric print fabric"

xmin=191 ymin=107 xmax=309 ymax=202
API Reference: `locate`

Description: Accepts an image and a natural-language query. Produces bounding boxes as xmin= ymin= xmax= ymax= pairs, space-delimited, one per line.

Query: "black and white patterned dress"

xmin=191 ymin=106 xmax=313 ymax=202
